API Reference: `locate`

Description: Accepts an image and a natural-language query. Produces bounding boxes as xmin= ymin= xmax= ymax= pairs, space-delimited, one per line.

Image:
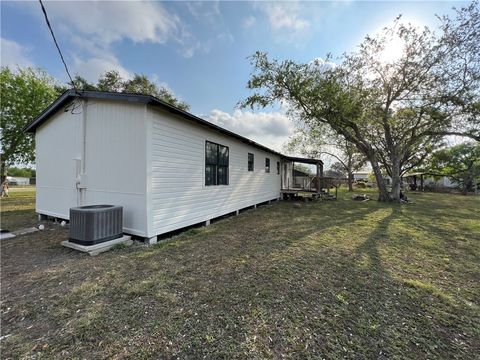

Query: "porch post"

xmin=280 ymin=159 xmax=283 ymax=190
xmin=292 ymin=162 xmax=295 ymax=189
xmin=316 ymin=162 xmax=320 ymax=195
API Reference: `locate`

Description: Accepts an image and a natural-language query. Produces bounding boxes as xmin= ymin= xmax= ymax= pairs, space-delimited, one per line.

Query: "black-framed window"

xmin=205 ymin=141 xmax=229 ymax=186
xmin=277 ymin=161 xmax=280 ymax=174
xmin=265 ymin=158 xmax=270 ymax=173
xmin=248 ymin=153 xmax=254 ymax=171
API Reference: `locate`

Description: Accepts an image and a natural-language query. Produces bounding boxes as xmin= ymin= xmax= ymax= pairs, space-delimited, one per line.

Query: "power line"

xmin=38 ymin=0 xmax=77 ymax=92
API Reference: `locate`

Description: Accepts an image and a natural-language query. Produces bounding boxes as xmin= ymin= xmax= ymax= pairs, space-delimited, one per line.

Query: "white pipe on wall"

xmin=75 ymin=98 xmax=88 ymax=206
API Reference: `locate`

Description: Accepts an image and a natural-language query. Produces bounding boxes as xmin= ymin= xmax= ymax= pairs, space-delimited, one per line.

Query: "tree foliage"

xmin=73 ymin=71 xmax=190 ymax=111
xmin=0 ymin=67 xmax=61 ymax=174
xmin=425 ymin=142 xmax=480 ymax=193
xmin=241 ymin=2 xmax=479 ymax=201
xmin=7 ymin=166 xmax=35 ymax=178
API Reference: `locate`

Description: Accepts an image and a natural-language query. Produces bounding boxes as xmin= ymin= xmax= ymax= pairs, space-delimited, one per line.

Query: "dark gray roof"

xmin=24 ymin=89 xmax=322 ymax=164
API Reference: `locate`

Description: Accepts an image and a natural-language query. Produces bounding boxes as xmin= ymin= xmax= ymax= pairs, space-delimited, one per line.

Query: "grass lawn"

xmin=0 ymin=187 xmax=37 ymax=231
xmin=1 ymin=188 xmax=479 ymax=359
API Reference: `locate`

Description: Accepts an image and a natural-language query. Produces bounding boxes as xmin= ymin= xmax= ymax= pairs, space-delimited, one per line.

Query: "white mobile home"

xmin=25 ymin=90 xmax=322 ymax=242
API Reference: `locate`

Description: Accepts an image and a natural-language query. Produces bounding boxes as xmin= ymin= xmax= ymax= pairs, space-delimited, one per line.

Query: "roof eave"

xmin=23 ymin=90 xmax=314 ymax=161
xmin=23 ymin=89 xmax=74 ymax=133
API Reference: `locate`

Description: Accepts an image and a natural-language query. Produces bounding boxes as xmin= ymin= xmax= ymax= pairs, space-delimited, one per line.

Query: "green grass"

xmin=1 ymin=188 xmax=479 ymax=359
xmin=0 ymin=187 xmax=36 ymax=230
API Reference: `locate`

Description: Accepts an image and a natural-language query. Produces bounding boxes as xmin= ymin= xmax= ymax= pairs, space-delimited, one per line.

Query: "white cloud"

xmin=71 ymin=56 xmax=131 ymax=84
xmin=253 ymin=2 xmax=310 ymax=41
xmin=268 ymin=4 xmax=309 ymax=32
xmin=204 ymin=109 xmax=294 ymax=151
xmin=38 ymin=1 xmax=200 ymax=59
xmin=243 ymin=16 xmax=256 ymax=28
xmin=0 ymin=38 xmax=33 ymax=68
xmin=44 ymin=1 xmax=181 ymax=46
xmin=186 ymin=1 xmax=221 ymax=26
xmin=33 ymin=1 xmax=198 ymax=84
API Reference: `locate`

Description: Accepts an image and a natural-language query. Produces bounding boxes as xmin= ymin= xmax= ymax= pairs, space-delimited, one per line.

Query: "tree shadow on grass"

xmin=232 ymin=206 xmax=479 ymax=359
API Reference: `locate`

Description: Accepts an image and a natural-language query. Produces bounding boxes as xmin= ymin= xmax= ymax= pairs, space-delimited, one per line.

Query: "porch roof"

xmin=283 ymin=156 xmax=323 ymax=165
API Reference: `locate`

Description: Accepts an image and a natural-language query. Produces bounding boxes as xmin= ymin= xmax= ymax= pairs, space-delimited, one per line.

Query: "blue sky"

xmin=1 ymin=0 xmax=468 ymax=151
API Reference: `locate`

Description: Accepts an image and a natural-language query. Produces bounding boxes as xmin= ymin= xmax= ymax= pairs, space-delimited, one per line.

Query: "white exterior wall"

xmin=82 ymin=100 xmax=148 ymax=236
xmin=36 ymin=99 xmax=283 ymax=238
xmin=146 ymin=107 xmax=281 ymax=237
xmin=36 ymin=100 xmax=148 ymax=236
xmin=36 ymin=102 xmax=82 ymax=218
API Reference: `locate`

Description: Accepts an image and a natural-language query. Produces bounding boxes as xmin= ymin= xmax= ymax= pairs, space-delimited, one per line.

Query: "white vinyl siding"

xmin=82 ymin=100 xmax=148 ymax=236
xmin=147 ymin=107 xmax=281 ymax=236
xmin=35 ymin=100 xmax=148 ymax=236
xmin=36 ymin=101 xmax=81 ymax=219
xmin=35 ymin=98 xmax=282 ymax=239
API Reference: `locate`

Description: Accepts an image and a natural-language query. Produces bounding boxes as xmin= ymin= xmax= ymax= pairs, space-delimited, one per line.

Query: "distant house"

xmin=352 ymin=171 xmax=370 ymax=182
xmin=403 ymin=172 xmax=457 ymax=191
xmin=6 ymin=176 xmax=30 ymax=186
xmin=353 ymin=171 xmax=391 ymax=186
xmin=25 ymin=90 xmax=323 ymax=242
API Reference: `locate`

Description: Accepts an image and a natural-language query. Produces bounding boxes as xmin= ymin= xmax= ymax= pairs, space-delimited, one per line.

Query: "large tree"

xmin=241 ymin=2 xmax=479 ymax=201
xmin=0 ymin=67 xmax=60 ymax=175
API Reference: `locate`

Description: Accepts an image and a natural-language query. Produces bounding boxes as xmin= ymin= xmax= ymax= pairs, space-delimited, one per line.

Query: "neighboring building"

xmin=25 ymin=90 xmax=322 ymax=242
xmin=403 ymin=172 xmax=457 ymax=191
xmin=353 ymin=171 xmax=391 ymax=186
xmin=352 ymin=171 xmax=370 ymax=182
xmin=6 ymin=176 xmax=30 ymax=186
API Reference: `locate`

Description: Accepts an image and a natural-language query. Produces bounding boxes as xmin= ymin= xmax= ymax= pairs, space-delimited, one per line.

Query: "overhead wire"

xmin=38 ymin=0 xmax=81 ymax=111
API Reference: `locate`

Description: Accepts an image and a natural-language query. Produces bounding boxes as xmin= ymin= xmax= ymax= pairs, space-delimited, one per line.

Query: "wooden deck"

xmin=281 ymin=188 xmax=318 ymax=194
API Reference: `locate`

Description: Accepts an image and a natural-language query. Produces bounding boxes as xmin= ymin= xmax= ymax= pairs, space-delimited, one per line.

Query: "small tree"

xmin=425 ymin=142 xmax=480 ymax=194
xmin=72 ymin=75 xmax=98 ymax=91
xmin=0 ymin=67 xmax=60 ymax=175
xmin=97 ymin=70 xmax=123 ymax=92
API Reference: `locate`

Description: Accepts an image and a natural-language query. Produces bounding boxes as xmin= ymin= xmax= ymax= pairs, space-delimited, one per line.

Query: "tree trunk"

xmin=390 ymin=156 xmax=402 ymax=202
xmin=369 ymin=156 xmax=391 ymax=201
xmin=347 ymin=172 xmax=354 ymax=191
xmin=0 ymin=158 xmax=7 ymax=180
xmin=347 ymin=154 xmax=353 ymax=192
